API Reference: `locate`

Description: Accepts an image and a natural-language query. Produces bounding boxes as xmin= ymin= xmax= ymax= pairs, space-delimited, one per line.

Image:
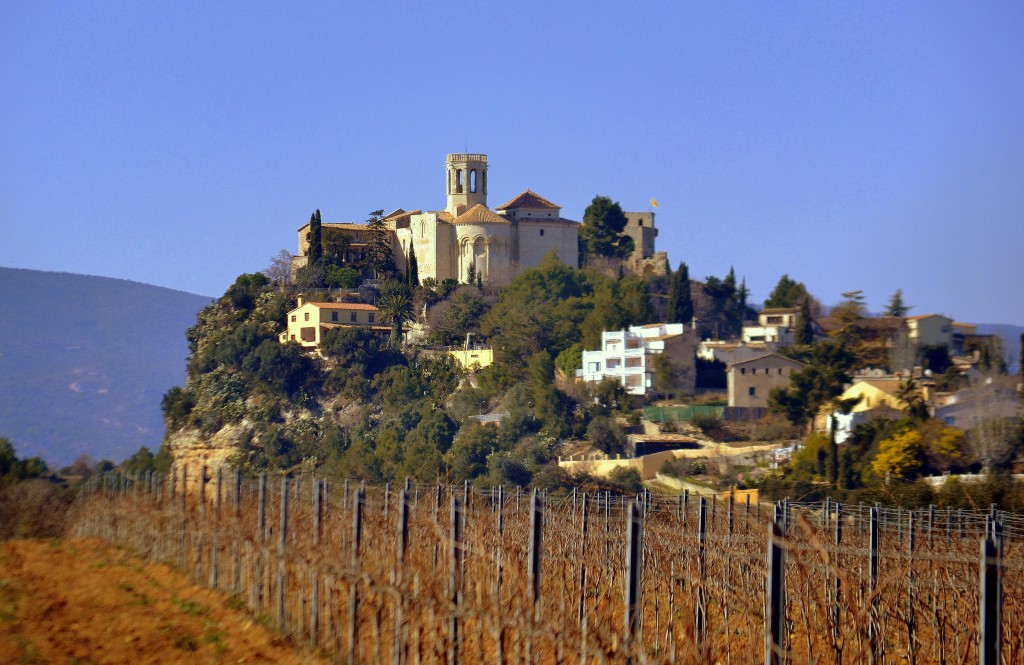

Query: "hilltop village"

xmin=157 ymin=152 xmax=1024 ymax=507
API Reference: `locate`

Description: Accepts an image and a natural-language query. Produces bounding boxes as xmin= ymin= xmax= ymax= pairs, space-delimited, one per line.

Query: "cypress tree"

xmin=668 ymin=261 xmax=694 ymax=325
xmin=308 ymin=209 xmax=323 ymax=264
xmin=465 ymin=262 xmax=476 ymax=285
xmin=795 ymin=298 xmax=815 ymax=345
xmin=407 ymin=244 xmax=419 ymax=287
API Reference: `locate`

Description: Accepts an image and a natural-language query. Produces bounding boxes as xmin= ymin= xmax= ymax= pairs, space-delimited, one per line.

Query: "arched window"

xmin=456 ymin=169 xmax=463 ymax=193
xmin=470 ymin=169 xmax=477 ymax=193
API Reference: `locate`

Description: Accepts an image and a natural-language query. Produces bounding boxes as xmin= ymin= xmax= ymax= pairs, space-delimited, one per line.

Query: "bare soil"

xmin=0 ymin=537 xmax=330 ymax=664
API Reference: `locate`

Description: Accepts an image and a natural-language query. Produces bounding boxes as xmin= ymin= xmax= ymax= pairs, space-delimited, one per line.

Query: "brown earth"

xmin=0 ymin=538 xmax=330 ymax=664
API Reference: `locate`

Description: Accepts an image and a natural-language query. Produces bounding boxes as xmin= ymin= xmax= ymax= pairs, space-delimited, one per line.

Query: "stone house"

xmin=726 ymin=353 xmax=805 ymax=408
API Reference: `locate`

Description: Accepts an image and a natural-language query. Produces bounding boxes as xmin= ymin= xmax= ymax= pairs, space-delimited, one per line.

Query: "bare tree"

xmin=964 ymin=417 xmax=1020 ymax=472
xmin=264 ymin=249 xmax=293 ymax=288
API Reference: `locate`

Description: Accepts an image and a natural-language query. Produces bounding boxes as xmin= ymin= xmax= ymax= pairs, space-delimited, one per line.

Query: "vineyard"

xmin=70 ymin=469 xmax=1023 ymax=664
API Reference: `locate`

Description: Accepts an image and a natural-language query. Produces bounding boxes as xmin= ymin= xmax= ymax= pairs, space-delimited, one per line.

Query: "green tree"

xmin=578 ymin=196 xmax=633 ymax=260
xmin=378 ymin=285 xmax=415 ymax=349
xmin=885 ymin=289 xmax=911 ymax=317
xmin=465 ymin=262 xmax=476 ymax=286
xmin=322 ymin=228 xmax=353 ymax=265
xmin=795 ymin=297 xmax=815 ymax=345
xmin=407 ymin=244 xmax=419 ymax=287
xmin=667 ymin=261 xmax=694 ymax=324
xmin=587 ymin=417 xmax=626 ymax=455
xmin=365 ymin=209 xmax=394 ymax=278
xmin=768 ymin=340 xmax=856 ymax=429
xmin=896 ymin=379 xmax=930 ymax=420
xmin=308 ymin=209 xmax=322 ymax=264
xmin=764 ymin=275 xmax=809 ymax=309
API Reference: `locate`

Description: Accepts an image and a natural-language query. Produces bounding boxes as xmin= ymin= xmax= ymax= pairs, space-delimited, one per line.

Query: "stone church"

xmin=292 ymin=152 xmax=665 ymax=285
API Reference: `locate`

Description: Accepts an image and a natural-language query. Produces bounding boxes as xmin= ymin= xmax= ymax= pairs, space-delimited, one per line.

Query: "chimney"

xmin=297 ymin=294 xmax=304 ymax=307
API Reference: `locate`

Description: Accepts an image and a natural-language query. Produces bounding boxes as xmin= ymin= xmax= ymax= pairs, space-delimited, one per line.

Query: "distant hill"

xmin=0 ymin=268 xmax=211 ymax=466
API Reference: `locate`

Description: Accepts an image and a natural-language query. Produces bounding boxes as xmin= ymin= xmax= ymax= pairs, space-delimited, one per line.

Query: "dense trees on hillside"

xmin=156 ymin=235 xmax=1021 ymax=505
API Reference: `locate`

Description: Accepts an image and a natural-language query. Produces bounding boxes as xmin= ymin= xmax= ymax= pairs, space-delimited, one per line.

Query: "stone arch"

xmin=456 ymin=169 xmax=464 ymax=193
xmin=470 ymin=169 xmax=477 ymax=193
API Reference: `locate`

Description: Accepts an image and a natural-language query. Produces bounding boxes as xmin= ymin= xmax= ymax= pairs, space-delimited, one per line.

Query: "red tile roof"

xmin=495 ymin=190 xmax=560 ymax=211
xmin=453 ymin=204 xmax=510 ymax=225
xmin=307 ymin=302 xmax=379 ymax=311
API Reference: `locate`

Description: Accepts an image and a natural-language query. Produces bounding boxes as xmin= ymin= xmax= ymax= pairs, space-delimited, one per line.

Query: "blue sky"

xmin=2 ymin=1 xmax=1023 ymax=325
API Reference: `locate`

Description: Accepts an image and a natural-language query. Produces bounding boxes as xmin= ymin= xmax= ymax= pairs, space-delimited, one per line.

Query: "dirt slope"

xmin=0 ymin=538 xmax=329 ymax=664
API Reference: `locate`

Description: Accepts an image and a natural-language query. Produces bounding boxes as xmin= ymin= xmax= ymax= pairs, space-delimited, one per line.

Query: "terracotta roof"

xmin=432 ymin=211 xmax=455 ymax=223
xmin=760 ymin=307 xmax=800 ymax=315
xmin=906 ymin=314 xmax=951 ymax=321
xmin=295 ymin=221 xmax=369 ymax=232
xmin=383 ymin=208 xmax=407 ymax=219
xmin=496 ymin=189 xmax=560 ymax=211
xmin=727 ymin=353 xmax=805 ymax=369
xmin=453 ymin=204 xmax=510 ymax=225
xmin=322 ymin=323 xmax=391 ymax=332
xmin=306 ymin=302 xmax=379 ymax=311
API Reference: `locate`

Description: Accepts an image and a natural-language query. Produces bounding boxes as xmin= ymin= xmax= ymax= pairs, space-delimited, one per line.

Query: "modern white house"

xmin=579 ymin=323 xmax=696 ymax=397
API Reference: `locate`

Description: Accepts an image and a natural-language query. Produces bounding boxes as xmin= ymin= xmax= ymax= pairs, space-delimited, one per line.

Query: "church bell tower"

xmin=445 ymin=153 xmax=488 ymax=216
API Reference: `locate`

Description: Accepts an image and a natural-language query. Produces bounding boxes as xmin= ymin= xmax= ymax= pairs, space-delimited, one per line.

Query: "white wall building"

xmin=579 ymin=323 xmax=696 ymax=397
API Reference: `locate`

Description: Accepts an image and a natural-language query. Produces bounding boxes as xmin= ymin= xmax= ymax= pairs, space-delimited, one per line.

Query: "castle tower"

xmin=445 ymin=153 xmax=488 ymax=216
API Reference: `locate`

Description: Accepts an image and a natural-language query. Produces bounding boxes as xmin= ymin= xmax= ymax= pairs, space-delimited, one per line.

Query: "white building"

xmin=579 ymin=323 xmax=696 ymax=397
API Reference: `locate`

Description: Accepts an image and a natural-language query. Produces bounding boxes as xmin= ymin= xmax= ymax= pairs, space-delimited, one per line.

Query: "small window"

xmin=748 ymin=387 xmax=756 ymax=396
xmin=331 ymin=312 xmax=338 ymax=322
xmin=350 ymin=312 xmax=357 ymax=322
xmin=291 ymin=315 xmax=296 ymax=322
xmin=304 ymin=312 xmax=310 ymax=321
xmin=778 ymin=368 xmax=783 ymax=375
xmin=290 ymin=334 xmax=296 ymax=341
xmin=539 ymin=229 xmax=544 ymax=236
xmin=740 ymin=368 xmax=746 ymax=374
xmin=369 ymin=313 xmax=375 ymax=323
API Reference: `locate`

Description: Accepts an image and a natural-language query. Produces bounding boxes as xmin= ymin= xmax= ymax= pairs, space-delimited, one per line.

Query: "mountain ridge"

xmin=0 ymin=267 xmax=212 ymax=466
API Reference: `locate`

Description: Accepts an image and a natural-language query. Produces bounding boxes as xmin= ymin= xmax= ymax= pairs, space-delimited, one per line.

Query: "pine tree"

xmin=365 ymin=209 xmax=394 ymax=279
xmin=667 ymin=261 xmax=693 ymax=324
xmin=885 ymin=288 xmax=911 ymax=317
xmin=308 ymin=209 xmax=322 ymax=264
xmin=465 ymin=262 xmax=476 ymax=285
xmin=407 ymin=244 xmax=419 ymax=287
xmin=579 ymin=195 xmax=634 ymax=260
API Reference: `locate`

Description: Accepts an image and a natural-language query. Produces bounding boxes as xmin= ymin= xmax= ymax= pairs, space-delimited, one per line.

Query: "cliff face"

xmin=160 ymin=274 xmax=327 ymax=480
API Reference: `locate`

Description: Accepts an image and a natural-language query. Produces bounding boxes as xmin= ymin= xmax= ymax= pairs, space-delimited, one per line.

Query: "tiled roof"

xmin=727 ymin=353 xmax=805 ymax=369
xmin=383 ymin=208 xmax=407 ymax=219
xmin=322 ymin=322 xmax=391 ymax=332
xmin=906 ymin=314 xmax=950 ymax=321
xmin=453 ymin=204 xmax=510 ymax=225
xmin=432 ymin=211 xmax=455 ymax=223
xmin=760 ymin=307 xmax=800 ymax=315
xmin=307 ymin=302 xmax=379 ymax=311
xmin=295 ymin=221 xmax=369 ymax=232
xmin=496 ymin=190 xmax=560 ymax=211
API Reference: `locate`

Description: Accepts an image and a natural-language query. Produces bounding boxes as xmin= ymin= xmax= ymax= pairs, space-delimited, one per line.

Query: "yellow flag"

xmin=651 ymin=198 xmax=659 ymax=208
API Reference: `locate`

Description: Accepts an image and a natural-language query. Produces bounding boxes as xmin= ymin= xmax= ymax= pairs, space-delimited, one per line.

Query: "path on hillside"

xmin=0 ymin=538 xmax=328 ymax=664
